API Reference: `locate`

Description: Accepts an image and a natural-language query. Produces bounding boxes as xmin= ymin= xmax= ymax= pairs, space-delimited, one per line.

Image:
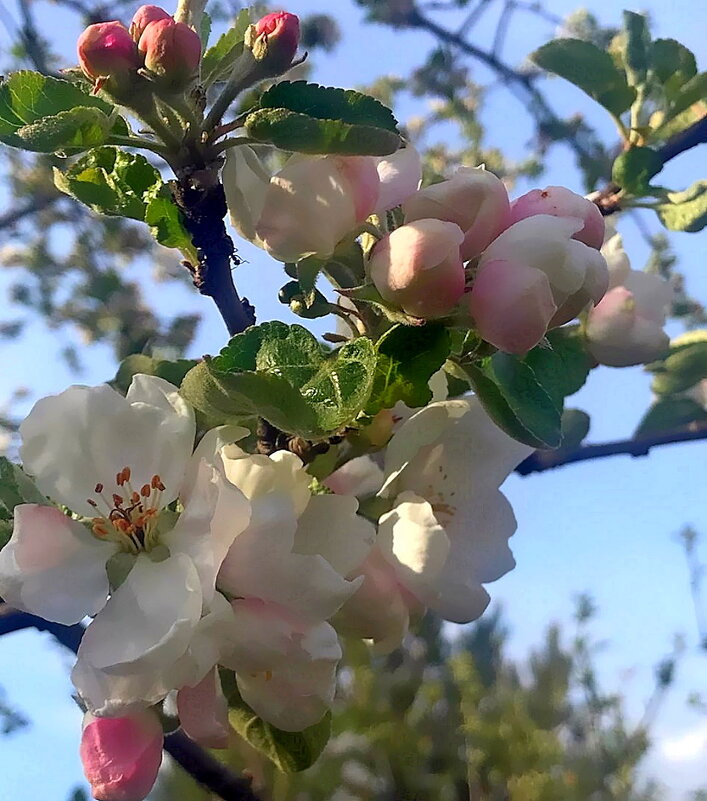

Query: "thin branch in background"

xmin=679 ymin=527 xmax=707 ymax=648
xmin=491 ymin=0 xmax=513 ymax=58
xmin=516 ymin=419 xmax=707 ymax=475
xmin=457 ymin=0 xmax=493 ymax=37
xmin=0 ymin=606 xmax=263 ymax=801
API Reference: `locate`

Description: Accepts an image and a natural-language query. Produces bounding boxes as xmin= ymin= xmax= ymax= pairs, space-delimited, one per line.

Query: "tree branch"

xmin=516 ymin=419 xmax=707 ymax=475
xmin=0 ymin=606 xmax=262 ymax=801
xmin=163 ymin=730 xmax=261 ymax=801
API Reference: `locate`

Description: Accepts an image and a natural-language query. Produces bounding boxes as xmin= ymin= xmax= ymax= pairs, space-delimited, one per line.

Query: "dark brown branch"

xmin=164 ymin=730 xmax=261 ymax=801
xmin=0 ymin=606 xmax=263 ymax=801
xmin=516 ymin=419 xmax=707 ymax=475
xmin=172 ymin=169 xmax=255 ymax=336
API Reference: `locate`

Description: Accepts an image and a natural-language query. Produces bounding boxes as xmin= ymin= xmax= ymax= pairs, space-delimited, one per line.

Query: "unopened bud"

xmin=80 ymin=710 xmax=163 ymax=801
xmin=77 ymin=21 xmax=141 ymax=83
xmin=138 ymin=18 xmax=201 ymax=89
xmin=130 ymin=5 xmax=172 ymax=41
xmin=246 ymin=11 xmax=301 ymax=74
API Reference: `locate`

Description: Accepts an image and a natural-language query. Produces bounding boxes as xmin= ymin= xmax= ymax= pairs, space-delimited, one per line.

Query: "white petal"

xmin=236 ymin=621 xmax=341 ymax=732
xmin=323 ymin=456 xmax=384 ymax=498
xmin=374 ymin=145 xmax=422 ymax=212
xmin=0 ymin=504 xmax=113 ymax=624
xmin=378 ymin=493 xmax=450 ymax=602
xmin=20 ymin=376 xmax=195 ymax=516
xmin=294 ymin=494 xmax=375 ymax=576
xmin=224 ymin=145 xmax=271 ymax=243
xmin=77 ymin=553 xmax=201 ymax=675
xmin=168 ymin=456 xmax=250 ymax=605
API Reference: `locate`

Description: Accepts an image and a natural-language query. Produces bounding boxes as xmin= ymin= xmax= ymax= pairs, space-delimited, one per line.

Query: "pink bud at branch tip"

xmin=80 ymin=710 xmax=163 ymax=801
xmin=252 ymin=11 xmax=301 ymax=71
xmin=77 ymin=21 xmax=141 ymax=82
xmin=130 ymin=5 xmax=172 ymax=41
xmin=138 ymin=18 xmax=201 ymax=87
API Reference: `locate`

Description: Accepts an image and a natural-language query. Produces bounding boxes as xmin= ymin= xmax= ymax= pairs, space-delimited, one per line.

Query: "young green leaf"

xmin=611 ymin=146 xmax=663 ymax=195
xmin=112 ymin=354 xmax=198 ymax=394
xmin=655 ymin=180 xmax=707 ymax=233
xmin=648 ymin=329 xmax=707 ymax=394
xmin=245 ymin=107 xmax=400 ymax=155
xmin=0 ymin=71 xmax=123 ymax=153
xmin=635 ymin=397 xmax=707 ymax=436
xmin=651 ymin=39 xmax=697 ymax=86
xmin=622 ymin=11 xmax=651 ymax=86
xmin=531 ymin=39 xmax=636 ymax=116
xmin=366 ymin=323 xmax=451 ymax=414
xmin=200 ymin=9 xmax=251 ymax=85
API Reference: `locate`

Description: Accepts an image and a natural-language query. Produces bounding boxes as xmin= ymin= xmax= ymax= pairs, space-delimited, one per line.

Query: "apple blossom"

xmin=0 ymin=375 xmax=251 ymax=717
xmin=403 ymin=167 xmax=511 ymax=260
xmin=469 ymin=214 xmax=609 ymax=352
xmin=80 ymin=708 xmax=163 ymax=801
xmin=510 ymin=186 xmax=605 ymax=250
xmin=138 ymin=18 xmax=201 ymax=87
xmin=77 ymin=21 xmax=140 ymax=82
xmin=374 ymin=144 xmax=422 ymax=213
xmin=369 ymin=219 xmax=466 ymax=318
xmin=376 ymin=398 xmax=533 ymax=624
xmin=191 ymin=431 xmax=376 ymax=730
xmin=129 ymin=5 xmax=171 ymax=41
xmin=224 ymin=147 xmax=380 ymax=263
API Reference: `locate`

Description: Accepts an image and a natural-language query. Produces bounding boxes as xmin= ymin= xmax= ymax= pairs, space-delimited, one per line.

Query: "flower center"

xmin=86 ymin=466 xmax=166 ymax=554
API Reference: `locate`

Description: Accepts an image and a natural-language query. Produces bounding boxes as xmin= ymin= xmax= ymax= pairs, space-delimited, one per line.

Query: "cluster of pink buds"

xmin=77 ymin=5 xmax=201 ymax=93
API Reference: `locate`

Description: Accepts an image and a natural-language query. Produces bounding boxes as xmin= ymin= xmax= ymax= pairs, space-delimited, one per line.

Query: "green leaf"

xmin=622 ymin=11 xmax=650 ymax=86
xmin=201 ymin=9 xmax=251 ymax=85
xmin=145 ymin=187 xmax=198 ymax=262
xmin=649 ymin=329 xmax=707 ymax=394
xmin=245 ymin=107 xmax=400 ymax=155
xmin=523 ymin=327 xmax=593 ymax=406
xmin=0 ymin=71 xmax=122 ymax=153
xmin=531 ymin=39 xmax=636 ymax=116
xmin=612 ymin=146 xmax=663 ymax=195
xmin=635 ymin=397 xmax=707 ymax=436
xmin=295 ymin=257 xmax=325 ymax=307
xmin=199 ymin=11 xmax=212 ymax=48
xmin=258 ymin=81 xmax=399 ymax=132
xmin=651 ymin=39 xmax=697 ymax=85
xmin=53 ymin=146 xmax=162 ymax=219
xmin=181 ymin=322 xmax=378 ymax=439
xmin=666 ymin=72 xmax=707 ymax=119
xmin=466 ymin=355 xmax=563 ymax=449
xmin=366 ymin=323 xmax=451 ymax=414
xmin=278 ymin=281 xmax=334 ymax=319
xmin=112 ymin=354 xmax=198 ymax=394
xmin=655 ymin=180 xmax=707 ymax=233
xmin=220 ymin=669 xmax=331 ymax=772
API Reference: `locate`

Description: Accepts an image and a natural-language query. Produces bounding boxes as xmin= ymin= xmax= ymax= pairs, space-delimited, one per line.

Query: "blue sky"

xmin=0 ymin=0 xmax=706 ymax=799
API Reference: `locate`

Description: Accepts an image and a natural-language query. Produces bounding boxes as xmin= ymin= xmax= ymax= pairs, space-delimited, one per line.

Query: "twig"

xmin=0 ymin=195 xmax=60 ymax=231
xmin=164 ymin=730 xmax=261 ymax=801
xmin=0 ymin=605 xmax=263 ymax=801
xmin=516 ymin=419 xmax=707 ymax=475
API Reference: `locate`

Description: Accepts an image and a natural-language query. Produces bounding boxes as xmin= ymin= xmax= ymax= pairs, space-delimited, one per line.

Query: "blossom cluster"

xmin=0 ymin=372 xmax=530 ymax=799
xmin=225 ymin=147 xmax=671 ymax=364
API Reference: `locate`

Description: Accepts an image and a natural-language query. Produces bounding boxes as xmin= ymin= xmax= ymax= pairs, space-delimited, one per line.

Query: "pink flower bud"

xmin=369 ymin=219 xmax=466 ymax=319
xmin=252 ymin=12 xmax=301 ymax=72
xmin=77 ymin=21 xmax=141 ymax=82
xmin=80 ymin=710 xmax=163 ymax=801
xmin=403 ymin=167 xmax=511 ymax=261
xmin=468 ymin=259 xmax=557 ymax=354
xmin=130 ymin=5 xmax=171 ymax=41
xmin=510 ymin=186 xmax=605 ymax=250
xmin=138 ymin=19 xmax=201 ymax=87
xmin=585 ymin=270 xmax=672 ymax=367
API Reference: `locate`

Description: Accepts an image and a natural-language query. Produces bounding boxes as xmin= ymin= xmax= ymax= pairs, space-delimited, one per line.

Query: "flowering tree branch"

xmin=0 ymin=605 xmax=262 ymax=801
xmin=516 ymin=419 xmax=707 ymax=475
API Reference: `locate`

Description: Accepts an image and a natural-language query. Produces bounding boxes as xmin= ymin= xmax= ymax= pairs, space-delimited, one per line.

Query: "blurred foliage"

xmin=145 ymin=598 xmax=679 ymax=801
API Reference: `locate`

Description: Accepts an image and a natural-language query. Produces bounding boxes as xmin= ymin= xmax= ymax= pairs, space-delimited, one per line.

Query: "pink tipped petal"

xmin=510 ymin=186 xmax=605 ymax=250
xmin=0 ymin=504 xmax=113 ymax=624
xmin=469 ymin=258 xmax=557 ymax=354
xmin=177 ymin=667 xmax=231 ymax=749
xmin=80 ymin=709 xmax=163 ymax=801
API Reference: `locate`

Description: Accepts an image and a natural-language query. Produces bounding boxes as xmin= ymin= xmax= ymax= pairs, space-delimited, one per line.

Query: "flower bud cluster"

xmin=77 ymin=5 xmax=201 ymax=92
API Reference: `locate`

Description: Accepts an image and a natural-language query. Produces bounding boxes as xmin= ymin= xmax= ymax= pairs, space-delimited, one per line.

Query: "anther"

xmin=112 ymin=494 xmax=124 ymax=507
xmin=94 ymin=483 xmax=103 ymax=493
xmin=122 ymin=467 xmax=131 ymax=483
xmin=87 ymin=499 xmax=98 ymax=508
xmin=140 ymin=484 xmax=151 ymax=498
xmin=131 ymin=491 xmax=140 ymax=504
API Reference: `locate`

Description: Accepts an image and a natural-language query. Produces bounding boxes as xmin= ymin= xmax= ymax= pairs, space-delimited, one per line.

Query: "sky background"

xmin=0 ymin=0 xmax=706 ymax=798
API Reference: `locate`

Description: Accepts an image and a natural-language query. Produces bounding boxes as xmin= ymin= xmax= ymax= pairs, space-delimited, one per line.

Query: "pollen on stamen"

xmin=140 ymin=484 xmax=151 ymax=498
xmin=131 ymin=491 xmax=141 ymax=504
xmin=94 ymin=483 xmax=103 ymax=494
xmin=112 ymin=493 xmax=124 ymax=507
xmin=151 ymin=474 xmax=165 ymax=491
xmin=87 ymin=498 xmax=98 ymax=508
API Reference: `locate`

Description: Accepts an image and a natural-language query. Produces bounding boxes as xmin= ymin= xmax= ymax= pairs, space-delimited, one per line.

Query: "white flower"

xmin=209 ymin=436 xmax=375 ymax=731
xmin=376 ymin=398 xmax=532 ymax=624
xmin=0 ymin=375 xmax=251 ymax=716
